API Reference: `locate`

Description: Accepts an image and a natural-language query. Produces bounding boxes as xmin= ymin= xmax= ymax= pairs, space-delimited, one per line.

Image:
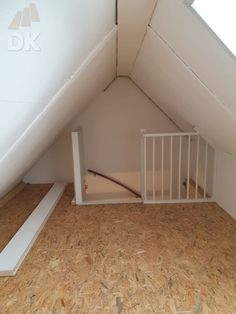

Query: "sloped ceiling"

xmin=131 ymin=0 xmax=236 ymax=154
xmin=0 ymin=0 xmax=116 ymax=197
xmin=117 ymin=0 xmax=157 ymax=75
xmin=0 ymin=0 xmax=116 ymax=158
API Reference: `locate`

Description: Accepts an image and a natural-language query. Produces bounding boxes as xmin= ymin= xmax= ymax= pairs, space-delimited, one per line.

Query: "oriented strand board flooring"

xmin=0 ymin=184 xmax=52 ymax=252
xmin=0 ymin=185 xmax=236 ymax=313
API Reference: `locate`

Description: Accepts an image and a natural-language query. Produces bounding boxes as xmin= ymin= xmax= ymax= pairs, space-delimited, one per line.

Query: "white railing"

xmin=141 ymin=132 xmax=215 ymax=203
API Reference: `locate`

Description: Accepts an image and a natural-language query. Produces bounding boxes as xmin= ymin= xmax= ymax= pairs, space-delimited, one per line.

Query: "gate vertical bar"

xmin=161 ymin=136 xmax=164 ymax=201
xmin=178 ymin=135 xmax=182 ymax=200
xmin=170 ymin=136 xmax=173 ymax=200
xmin=152 ymin=137 xmax=156 ymax=201
xmin=187 ymin=135 xmax=191 ymax=200
xmin=140 ymin=132 xmax=145 ymax=200
xmin=195 ymin=135 xmax=200 ymax=199
xmin=143 ymin=136 xmax=147 ymax=201
xmin=204 ymin=142 xmax=208 ymax=199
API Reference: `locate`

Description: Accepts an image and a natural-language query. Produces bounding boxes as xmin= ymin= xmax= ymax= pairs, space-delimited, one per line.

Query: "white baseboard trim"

xmin=144 ymin=198 xmax=214 ymax=204
xmin=0 ymin=183 xmax=67 ymax=277
xmin=72 ymin=197 xmax=214 ymax=206
xmin=72 ymin=197 xmax=142 ymax=206
xmin=82 ymin=198 xmax=142 ymax=205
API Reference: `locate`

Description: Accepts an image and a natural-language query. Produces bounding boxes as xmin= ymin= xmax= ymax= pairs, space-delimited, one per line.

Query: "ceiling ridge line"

xmin=148 ymin=0 xmax=159 ymax=27
xmin=128 ymin=27 xmax=149 ymax=77
xmin=126 ymin=1 xmax=158 ymax=77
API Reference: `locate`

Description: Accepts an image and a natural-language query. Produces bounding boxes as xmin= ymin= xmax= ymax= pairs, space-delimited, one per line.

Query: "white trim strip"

xmin=170 ymin=136 xmax=173 ymax=200
xmin=204 ymin=143 xmax=208 ymax=199
xmin=178 ymin=136 xmax=182 ymax=200
xmin=81 ymin=198 xmax=142 ymax=205
xmin=144 ymin=137 xmax=147 ymax=201
xmin=72 ymin=132 xmax=83 ymax=205
xmin=144 ymin=132 xmax=197 ymax=138
xmin=144 ymin=198 xmax=213 ymax=205
xmin=187 ymin=135 xmax=191 ymax=199
xmin=0 ymin=183 xmax=67 ymax=277
xmin=195 ymin=135 xmax=200 ymax=199
xmin=152 ymin=137 xmax=156 ymax=201
xmin=161 ymin=136 xmax=164 ymax=201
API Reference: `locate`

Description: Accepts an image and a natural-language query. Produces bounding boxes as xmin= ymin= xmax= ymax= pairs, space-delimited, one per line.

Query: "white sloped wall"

xmin=131 ymin=27 xmax=236 ymax=152
xmin=0 ymin=0 xmax=116 ymax=159
xmin=0 ymin=0 xmax=116 ymax=197
xmin=150 ymin=0 xmax=236 ymax=120
xmin=131 ymin=0 xmax=236 ymax=153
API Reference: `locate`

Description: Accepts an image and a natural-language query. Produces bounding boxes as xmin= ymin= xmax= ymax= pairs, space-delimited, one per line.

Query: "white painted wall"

xmin=24 ymin=78 xmax=179 ymax=195
xmin=215 ymin=151 xmax=236 ymax=219
xmin=131 ymin=27 xmax=236 ymax=154
xmin=0 ymin=28 xmax=117 ymax=198
xmin=117 ymin=0 xmax=157 ymax=75
xmin=0 ymin=0 xmax=116 ymax=159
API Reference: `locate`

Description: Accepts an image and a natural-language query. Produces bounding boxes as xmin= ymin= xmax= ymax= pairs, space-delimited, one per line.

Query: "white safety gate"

xmin=141 ymin=132 xmax=215 ymax=204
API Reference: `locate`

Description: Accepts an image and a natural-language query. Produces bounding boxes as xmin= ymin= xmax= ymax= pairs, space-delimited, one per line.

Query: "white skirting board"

xmin=0 ymin=183 xmax=67 ymax=277
xmin=72 ymin=197 xmax=142 ymax=206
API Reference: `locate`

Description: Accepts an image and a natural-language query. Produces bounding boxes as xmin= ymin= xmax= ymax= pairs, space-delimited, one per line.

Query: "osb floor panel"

xmin=0 ymin=185 xmax=236 ymax=314
xmin=0 ymin=184 xmax=52 ymax=252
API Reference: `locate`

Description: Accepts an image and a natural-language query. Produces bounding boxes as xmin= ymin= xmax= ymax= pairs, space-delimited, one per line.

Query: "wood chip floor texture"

xmin=0 ymin=184 xmax=52 ymax=252
xmin=0 ymin=185 xmax=236 ymax=314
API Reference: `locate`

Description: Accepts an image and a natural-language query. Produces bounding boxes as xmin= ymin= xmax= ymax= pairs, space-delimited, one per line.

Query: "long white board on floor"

xmin=0 ymin=182 xmax=67 ymax=276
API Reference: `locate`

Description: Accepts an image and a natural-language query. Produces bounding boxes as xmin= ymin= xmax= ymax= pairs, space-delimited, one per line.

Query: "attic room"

xmin=0 ymin=0 xmax=236 ymax=312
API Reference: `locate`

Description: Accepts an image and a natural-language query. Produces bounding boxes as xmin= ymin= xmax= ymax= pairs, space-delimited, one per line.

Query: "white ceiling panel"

xmin=118 ymin=0 xmax=157 ymax=76
xmin=151 ymin=0 xmax=236 ymax=117
xmin=131 ymin=28 xmax=236 ymax=154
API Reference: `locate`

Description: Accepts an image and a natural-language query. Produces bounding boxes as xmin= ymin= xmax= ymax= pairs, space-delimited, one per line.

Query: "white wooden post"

xmin=152 ymin=137 xmax=156 ymax=201
xmin=178 ymin=136 xmax=182 ymax=200
xmin=187 ymin=135 xmax=191 ymax=200
xmin=161 ymin=136 xmax=164 ymax=200
xmin=204 ymin=142 xmax=208 ymax=199
xmin=195 ymin=135 xmax=200 ymax=199
xmin=143 ymin=136 xmax=147 ymax=201
xmin=72 ymin=132 xmax=84 ymax=205
xmin=170 ymin=136 xmax=173 ymax=200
